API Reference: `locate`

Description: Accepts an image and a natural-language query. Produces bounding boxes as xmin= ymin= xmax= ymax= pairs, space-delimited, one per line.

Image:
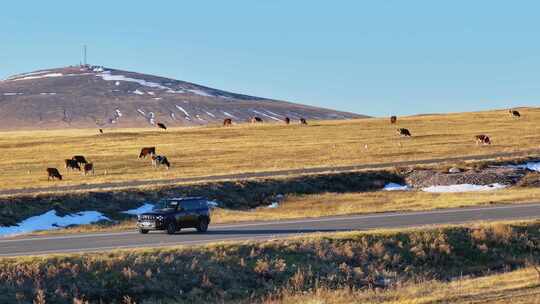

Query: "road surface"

xmin=1 ymin=149 xmax=538 ymax=197
xmin=1 ymin=203 xmax=539 ymax=257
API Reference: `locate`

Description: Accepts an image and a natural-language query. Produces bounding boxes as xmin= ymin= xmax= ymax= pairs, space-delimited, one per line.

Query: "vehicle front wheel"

xmin=139 ymin=229 xmax=149 ymax=234
xmin=197 ymin=218 xmax=209 ymax=232
xmin=166 ymin=222 xmax=177 ymax=235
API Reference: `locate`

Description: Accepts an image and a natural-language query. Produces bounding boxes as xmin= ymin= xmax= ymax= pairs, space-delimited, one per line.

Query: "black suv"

xmin=137 ymin=197 xmax=211 ymax=234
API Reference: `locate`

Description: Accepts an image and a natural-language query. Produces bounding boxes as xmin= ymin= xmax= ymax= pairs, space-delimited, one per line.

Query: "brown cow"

xmin=72 ymin=155 xmax=88 ymax=165
xmin=99 ymin=129 xmax=104 ymax=134
xmin=83 ymin=163 xmax=95 ymax=175
xmin=152 ymin=155 xmax=171 ymax=169
xmin=509 ymin=109 xmax=521 ymax=118
xmin=157 ymin=122 xmax=167 ymax=130
xmin=47 ymin=168 xmax=62 ymax=181
xmin=139 ymin=147 xmax=156 ymax=159
xmin=475 ymin=135 xmax=491 ymax=145
xmin=390 ymin=116 xmax=397 ymax=124
xmin=300 ymin=118 xmax=308 ymax=125
xmin=65 ymin=159 xmax=81 ymax=171
xmin=251 ymin=117 xmax=263 ymax=123
xmin=397 ymin=128 xmax=411 ymax=137
xmin=284 ymin=117 xmax=291 ymax=125
xmin=223 ymin=118 xmax=232 ymax=126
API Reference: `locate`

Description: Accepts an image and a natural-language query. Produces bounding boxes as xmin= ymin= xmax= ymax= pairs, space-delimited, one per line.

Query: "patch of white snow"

xmin=421 ymin=183 xmax=507 ymax=193
xmin=383 ymin=183 xmax=410 ymax=191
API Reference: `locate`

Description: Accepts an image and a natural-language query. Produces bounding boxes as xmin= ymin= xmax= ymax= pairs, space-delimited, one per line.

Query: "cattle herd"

xmin=46 ymin=109 xmax=522 ymax=181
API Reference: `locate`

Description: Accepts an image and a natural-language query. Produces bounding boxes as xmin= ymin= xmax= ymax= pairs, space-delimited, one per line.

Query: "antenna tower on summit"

xmin=83 ymin=45 xmax=87 ymax=65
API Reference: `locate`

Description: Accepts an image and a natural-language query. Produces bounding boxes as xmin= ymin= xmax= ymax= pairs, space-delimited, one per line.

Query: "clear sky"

xmin=1 ymin=0 xmax=539 ymax=116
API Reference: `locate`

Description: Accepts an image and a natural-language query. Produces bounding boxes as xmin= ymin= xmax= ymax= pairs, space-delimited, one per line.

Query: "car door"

xmin=180 ymin=200 xmax=198 ymax=227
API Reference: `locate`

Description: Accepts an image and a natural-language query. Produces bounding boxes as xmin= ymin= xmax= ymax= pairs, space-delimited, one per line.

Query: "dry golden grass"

xmin=276 ymin=267 xmax=540 ymax=304
xmin=212 ymin=186 xmax=540 ymax=223
xmin=0 ymin=107 xmax=538 ymax=191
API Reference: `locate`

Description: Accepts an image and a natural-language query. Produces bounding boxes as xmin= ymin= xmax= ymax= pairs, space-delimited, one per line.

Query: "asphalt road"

xmin=1 ymin=203 xmax=539 ymax=257
xmin=1 ymin=148 xmax=539 ymax=197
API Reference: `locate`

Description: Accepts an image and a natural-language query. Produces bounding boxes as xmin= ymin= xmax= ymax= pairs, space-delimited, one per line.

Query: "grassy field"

xmin=1 ymin=221 xmax=538 ymax=303
xmin=0 ymin=107 xmax=538 ymax=191
xmin=275 ymin=266 xmax=540 ymax=304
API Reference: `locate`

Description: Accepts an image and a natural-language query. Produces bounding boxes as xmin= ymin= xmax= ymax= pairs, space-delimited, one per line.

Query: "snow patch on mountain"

xmin=223 ymin=111 xmax=236 ymax=118
xmin=175 ymin=105 xmax=190 ymax=117
xmin=188 ymin=89 xmax=213 ymax=97
xmin=96 ymin=71 xmax=172 ymax=91
xmin=10 ymin=73 xmax=63 ymax=81
xmin=252 ymin=109 xmax=280 ymax=121
xmin=205 ymin=111 xmax=216 ymax=118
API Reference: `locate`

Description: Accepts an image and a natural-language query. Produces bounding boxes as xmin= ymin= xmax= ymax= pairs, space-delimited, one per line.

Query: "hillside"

xmin=0 ymin=65 xmax=362 ymax=129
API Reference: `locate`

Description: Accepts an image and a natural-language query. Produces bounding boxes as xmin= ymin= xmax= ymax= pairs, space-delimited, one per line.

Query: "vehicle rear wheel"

xmin=197 ymin=218 xmax=209 ymax=232
xmin=166 ymin=222 xmax=177 ymax=235
xmin=139 ymin=229 xmax=149 ymax=234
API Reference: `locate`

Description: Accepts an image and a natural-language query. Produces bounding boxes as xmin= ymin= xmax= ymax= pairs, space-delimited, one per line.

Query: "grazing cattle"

xmin=223 ymin=118 xmax=232 ymax=126
xmin=99 ymin=129 xmax=104 ymax=134
xmin=72 ymin=155 xmax=88 ymax=165
xmin=390 ymin=116 xmax=397 ymax=124
xmin=47 ymin=168 xmax=62 ymax=181
xmin=139 ymin=147 xmax=156 ymax=159
xmin=284 ymin=117 xmax=291 ymax=125
xmin=300 ymin=118 xmax=308 ymax=125
xmin=157 ymin=123 xmax=167 ymax=130
xmin=475 ymin=135 xmax=491 ymax=145
xmin=83 ymin=163 xmax=94 ymax=175
xmin=509 ymin=109 xmax=521 ymax=118
xmin=152 ymin=155 xmax=171 ymax=169
xmin=65 ymin=159 xmax=81 ymax=171
xmin=397 ymin=128 xmax=412 ymax=137
xmin=251 ymin=117 xmax=263 ymax=123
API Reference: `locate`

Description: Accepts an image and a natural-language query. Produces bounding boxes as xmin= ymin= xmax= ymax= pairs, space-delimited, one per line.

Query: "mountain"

xmin=0 ymin=65 xmax=364 ymax=129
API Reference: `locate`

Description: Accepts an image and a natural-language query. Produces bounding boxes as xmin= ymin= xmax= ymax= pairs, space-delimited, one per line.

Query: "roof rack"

xmin=164 ymin=197 xmax=204 ymax=201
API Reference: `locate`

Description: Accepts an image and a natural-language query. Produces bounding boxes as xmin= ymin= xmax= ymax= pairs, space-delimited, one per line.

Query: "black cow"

xmin=83 ymin=163 xmax=95 ymax=175
xmin=390 ymin=116 xmax=397 ymax=124
xmin=157 ymin=123 xmax=167 ymax=130
xmin=509 ymin=109 xmax=521 ymax=118
xmin=47 ymin=168 xmax=63 ymax=181
xmin=152 ymin=155 xmax=171 ymax=169
xmin=475 ymin=135 xmax=491 ymax=145
xmin=300 ymin=118 xmax=308 ymax=125
xmin=397 ymin=128 xmax=412 ymax=137
xmin=284 ymin=117 xmax=291 ymax=125
xmin=65 ymin=159 xmax=81 ymax=171
xmin=251 ymin=117 xmax=263 ymax=123
xmin=72 ymin=155 xmax=88 ymax=165
xmin=223 ymin=118 xmax=232 ymax=126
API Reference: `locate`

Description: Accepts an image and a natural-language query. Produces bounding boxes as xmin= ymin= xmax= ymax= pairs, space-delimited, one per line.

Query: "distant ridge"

xmin=0 ymin=65 xmax=365 ymax=129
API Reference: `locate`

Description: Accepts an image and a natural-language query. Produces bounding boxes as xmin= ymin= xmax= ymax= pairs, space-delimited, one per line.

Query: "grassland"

xmin=1 ymin=221 xmax=539 ymax=303
xmin=275 ymin=266 xmax=540 ymax=304
xmin=0 ymin=107 xmax=538 ymax=192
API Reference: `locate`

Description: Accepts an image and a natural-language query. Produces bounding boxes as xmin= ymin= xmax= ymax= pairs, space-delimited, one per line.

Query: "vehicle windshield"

xmin=154 ymin=200 xmax=180 ymax=210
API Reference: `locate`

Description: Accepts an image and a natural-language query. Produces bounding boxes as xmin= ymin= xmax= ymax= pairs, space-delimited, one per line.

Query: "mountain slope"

xmin=0 ymin=66 xmax=364 ymax=129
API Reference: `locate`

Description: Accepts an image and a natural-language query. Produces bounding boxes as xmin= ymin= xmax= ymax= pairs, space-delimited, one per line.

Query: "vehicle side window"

xmin=181 ymin=200 xmax=198 ymax=211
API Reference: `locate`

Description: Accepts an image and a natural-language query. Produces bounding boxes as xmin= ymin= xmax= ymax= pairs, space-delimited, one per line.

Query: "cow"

xmin=397 ymin=128 xmax=412 ymax=137
xmin=83 ymin=163 xmax=95 ymax=175
xmin=475 ymin=135 xmax=491 ymax=145
xmin=223 ymin=118 xmax=232 ymax=126
xmin=300 ymin=118 xmax=308 ymax=125
xmin=157 ymin=123 xmax=167 ymax=130
xmin=251 ymin=117 xmax=263 ymax=123
xmin=72 ymin=155 xmax=88 ymax=165
xmin=152 ymin=155 xmax=171 ymax=169
xmin=390 ymin=116 xmax=397 ymax=124
xmin=284 ymin=117 xmax=291 ymax=125
xmin=47 ymin=168 xmax=62 ymax=181
xmin=509 ymin=109 xmax=521 ymax=118
xmin=139 ymin=147 xmax=156 ymax=159
xmin=65 ymin=159 xmax=81 ymax=171
xmin=99 ymin=129 xmax=104 ymax=134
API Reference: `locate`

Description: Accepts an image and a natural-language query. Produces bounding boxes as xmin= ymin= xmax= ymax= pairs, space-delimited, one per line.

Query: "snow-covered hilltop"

xmin=0 ymin=65 xmax=364 ymax=129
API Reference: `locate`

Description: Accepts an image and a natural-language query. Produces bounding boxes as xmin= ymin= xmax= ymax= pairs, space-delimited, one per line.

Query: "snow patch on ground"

xmin=507 ymin=162 xmax=540 ymax=172
xmin=148 ymin=112 xmax=156 ymax=125
xmin=267 ymin=202 xmax=279 ymax=209
xmin=383 ymin=183 xmax=410 ymax=191
xmin=188 ymin=89 xmax=213 ymax=97
xmin=96 ymin=71 xmax=171 ymax=91
xmin=137 ymin=109 xmax=146 ymax=116
xmin=148 ymin=91 xmax=155 ymax=96
xmin=2 ymin=93 xmax=24 ymax=96
xmin=223 ymin=111 xmax=236 ymax=118
xmin=7 ymin=70 xmax=52 ymax=80
xmin=133 ymin=89 xmax=145 ymax=95
xmin=115 ymin=81 xmax=120 ymax=86
xmin=10 ymin=73 xmax=63 ymax=81
xmin=0 ymin=211 xmax=109 ymax=237
xmin=196 ymin=114 xmax=205 ymax=121
xmin=122 ymin=204 xmax=155 ymax=215
xmin=175 ymin=105 xmax=190 ymax=117
xmin=421 ymin=183 xmax=507 ymax=193
xmin=252 ymin=109 xmax=281 ymax=121
xmin=40 ymin=92 xmax=57 ymax=95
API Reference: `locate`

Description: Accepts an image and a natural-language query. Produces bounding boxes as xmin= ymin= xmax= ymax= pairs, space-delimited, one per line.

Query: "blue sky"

xmin=1 ymin=0 xmax=539 ymax=116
